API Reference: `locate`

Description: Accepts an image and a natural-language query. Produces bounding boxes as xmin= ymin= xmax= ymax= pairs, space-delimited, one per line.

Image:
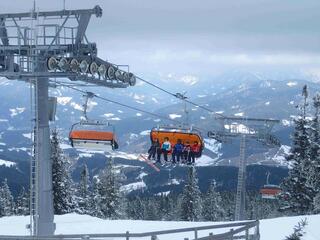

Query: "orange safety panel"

xmin=70 ymin=130 xmax=115 ymax=141
xmin=150 ymin=130 xmax=203 ymax=147
xmin=260 ymin=188 xmax=281 ymax=195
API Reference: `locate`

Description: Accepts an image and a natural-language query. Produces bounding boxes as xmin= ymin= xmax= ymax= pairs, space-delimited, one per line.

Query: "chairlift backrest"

xmin=69 ymin=120 xmax=118 ymax=151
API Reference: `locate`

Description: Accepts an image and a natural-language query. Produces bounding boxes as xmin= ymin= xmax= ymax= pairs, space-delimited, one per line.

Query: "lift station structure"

xmin=208 ymin=116 xmax=280 ymax=221
xmin=0 ymin=5 xmax=136 ymax=236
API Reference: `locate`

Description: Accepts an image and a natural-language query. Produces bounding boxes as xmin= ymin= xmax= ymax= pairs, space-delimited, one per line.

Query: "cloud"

xmin=2 ymin=0 xmax=319 ymax=78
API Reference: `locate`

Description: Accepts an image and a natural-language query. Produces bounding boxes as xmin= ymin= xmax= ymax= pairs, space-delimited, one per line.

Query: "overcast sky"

xmin=1 ymin=0 xmax=320 ymax=79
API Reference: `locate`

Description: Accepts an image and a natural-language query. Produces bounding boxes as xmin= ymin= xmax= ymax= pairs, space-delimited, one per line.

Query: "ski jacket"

xmin=152 ymin=141 xmax=160 ymax=148
xmin=191 ymin=144 xmax=201 ymax=153
xmin=148 ymin=141 xmax=159 ymax=153
xmin=183 ymin=145 xmax=191 ymax=152
xmin=161 ymin=141 xmax=171 ymax=151
xmin=173 ymin=143 xmax=184 ymax=153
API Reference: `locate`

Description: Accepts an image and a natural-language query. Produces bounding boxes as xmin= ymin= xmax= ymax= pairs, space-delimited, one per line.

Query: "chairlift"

xmin=69 ymin=120 xmax=118 ymax=151
xmin=149 ymin=92 xmax=204 ymax=159
xmin=260 ymin=172 xmax=281 ymax=199
xmin=260 ymin=185 xmax=281 ymax=199
xmin=150 ymin=125 xmax=204 ymax=158
xmin=69 ymin=92 xmax=119 ymax=151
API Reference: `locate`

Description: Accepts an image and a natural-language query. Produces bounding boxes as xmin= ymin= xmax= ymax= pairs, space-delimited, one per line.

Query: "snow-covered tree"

xmin=202 ymin=181 xmax=225 ymax=221
xmin=144 ymin=200 xmax=159 ymax=220
xmin=280 ymin=85 xmax=315 ymax=214
xmin=179 ymin=166 xmax=202 ymax=221
xmin=91 ymin=177 xmax=102 ymax=217
xmin=51 ymin=129 xmax=74 ymax=214
xmin=285 ymin=219 xmax=307 ymax=240
xmin=95 ymin=158 xmax=121 ymax=219
xmin=76 ymin=164 xmax=91 ymax=215
xmin=126 ymin=196 xmax=145 ymax=220
xmin=15 ymin=187 xmax=29 ymax=215
xmin=158 ymin=194 xmax=177 ymax=221
xmin=247 ymin=192 xmax=280 ymax=220
xmin=0 ymin=179 xmax=14 ymax=216
xmin=313 ymin=192 xmax=320 ymax=214
xmin=309 ymin=94 xmax=320 ymax=205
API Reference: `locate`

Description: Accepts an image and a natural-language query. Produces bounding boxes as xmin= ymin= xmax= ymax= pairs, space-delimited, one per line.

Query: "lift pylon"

xmin=208 ymin=116 xmax=280 ymax=221
xmin=0 ymin=5 xmax=136 ymax=236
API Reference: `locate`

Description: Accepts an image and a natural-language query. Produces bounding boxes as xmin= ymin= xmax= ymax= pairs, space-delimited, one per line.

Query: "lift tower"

xmin=208 ymin=116 xmax=280 ymax=221
xmin=0 ymin=6 xmax=136 ymax=236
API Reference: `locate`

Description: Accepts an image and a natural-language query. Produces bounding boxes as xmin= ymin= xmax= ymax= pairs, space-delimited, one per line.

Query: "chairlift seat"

xmin=69 ymin=121 xmax=118 ymax=151
xmin=150 ymin=126 xmax=204 ymax=157
xmin=260 ymin=184 xmax=281 ymax=199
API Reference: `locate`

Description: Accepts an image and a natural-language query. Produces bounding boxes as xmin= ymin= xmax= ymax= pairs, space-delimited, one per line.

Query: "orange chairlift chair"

xmin=69 ymin=91 xmax=119 ymax=151
xmin=260 ymin=172 xmax=281 ymax=199
xmin=150 ymin=125 xmax=204 ymax=158
xmin=69 ymin=121 xmax=119 ymax=151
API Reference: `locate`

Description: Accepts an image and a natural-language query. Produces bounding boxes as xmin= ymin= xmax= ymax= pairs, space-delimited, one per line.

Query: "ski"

xmin=139 ymin=154 xmax=161 ymax=172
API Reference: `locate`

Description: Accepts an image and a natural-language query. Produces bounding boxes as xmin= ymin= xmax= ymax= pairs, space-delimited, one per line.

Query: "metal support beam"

xmin=75 ymin=14 xmax=91 ymax=46
xmin=0 ymin=6 xmax=102 ymax=19
xmin=235 ymin=134 xmax=246 ymax=221
xmin=0 ymin=18 xmax=9 ymax=45
xmin=34 ymin=77 xmax=55 ymax=235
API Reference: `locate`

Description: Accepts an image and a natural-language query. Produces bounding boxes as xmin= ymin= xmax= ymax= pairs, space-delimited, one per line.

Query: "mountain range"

xmin=0 ymin=70 xmax=318 ymax=196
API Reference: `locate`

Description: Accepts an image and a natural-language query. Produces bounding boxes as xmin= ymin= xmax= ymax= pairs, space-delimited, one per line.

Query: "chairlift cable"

xmin=52 ymin=81 xmax=184 ymax=125
xmin=135 ymin=76 xmax=225 ymax=118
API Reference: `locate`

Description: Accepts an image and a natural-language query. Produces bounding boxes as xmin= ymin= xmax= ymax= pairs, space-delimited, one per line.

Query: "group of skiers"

xmin=147 ymin=137 xmax=201 ymax=164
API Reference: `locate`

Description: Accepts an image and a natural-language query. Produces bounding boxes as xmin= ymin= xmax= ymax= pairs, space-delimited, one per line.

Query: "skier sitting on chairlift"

xmin=161 ymin=137 xmax=171 ymax=162
xmin=172 ymin=139 xmax=184 ymax=164
xmin=148 ymin=138 xmax=160 ymax=161
xmin=189 ymin=141 xmax=200 ymax=164
xmin=182 ymin=141 xmax=191 ymax=163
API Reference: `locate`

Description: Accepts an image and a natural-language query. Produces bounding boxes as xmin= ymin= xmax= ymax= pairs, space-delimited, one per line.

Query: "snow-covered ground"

xmin=0 ymin=214 xmax=319 ymax=240
xmin=0 ymin=159 xmax=16 ymax=167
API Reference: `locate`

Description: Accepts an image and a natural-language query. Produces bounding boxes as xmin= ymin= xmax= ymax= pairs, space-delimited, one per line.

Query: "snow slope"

xmin=0 ymin=159 xmax=16 ymax=167
xmin=0 ymin=214 xmax=319 ymax=240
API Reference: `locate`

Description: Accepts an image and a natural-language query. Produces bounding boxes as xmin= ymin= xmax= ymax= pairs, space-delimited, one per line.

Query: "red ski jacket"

xmin=191 ymin=144 xmax=201 ymax=153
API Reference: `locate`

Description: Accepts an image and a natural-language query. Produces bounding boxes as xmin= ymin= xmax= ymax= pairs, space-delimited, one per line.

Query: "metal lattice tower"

xmin=0 ymin=5 xmax=136 ymax=236
xmin=208 ymin=116 xmax=280 ymax=221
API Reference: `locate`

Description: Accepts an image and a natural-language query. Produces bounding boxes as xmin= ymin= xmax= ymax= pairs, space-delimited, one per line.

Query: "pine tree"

xmin=15 ymin=187 xmax=29 ymax=215
xmin=180 ymin=166 xmax=202 ymax=221
xmin=76 ymin=164 xmax=91 ymax=215
xmin=202 ymin=181 xmax=225 ymax=221
xmin=144 ymin=199 xmax=159 ymax=220
xmin=313 ymin=192 xmax=320 ymax=214
xmin=51 ymin=128 xmax=74 ymax=214
xmin=158 ymin=194 xmax=177 ymax=221
xmin=91 ymin=177 xmax=102 ymax=217
xmin=247 ymin=191 xmax=280 ymax=220
xmin=220 ymin=191 xmax=235 ymax=221
xmin=0 ymin=179 xmax=14 ymax=216
xmin=285 ymin=219 xmax=307 ymax=240
xmin=309 ymin=94 xmax=320 ymax=209
xmin=126 ymin=196 xmax=144 ymax=220
xmin=95 ymin=158 xmax=121 ymax=219
xmin=280 ymin=85 xmax=314 ymax=214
